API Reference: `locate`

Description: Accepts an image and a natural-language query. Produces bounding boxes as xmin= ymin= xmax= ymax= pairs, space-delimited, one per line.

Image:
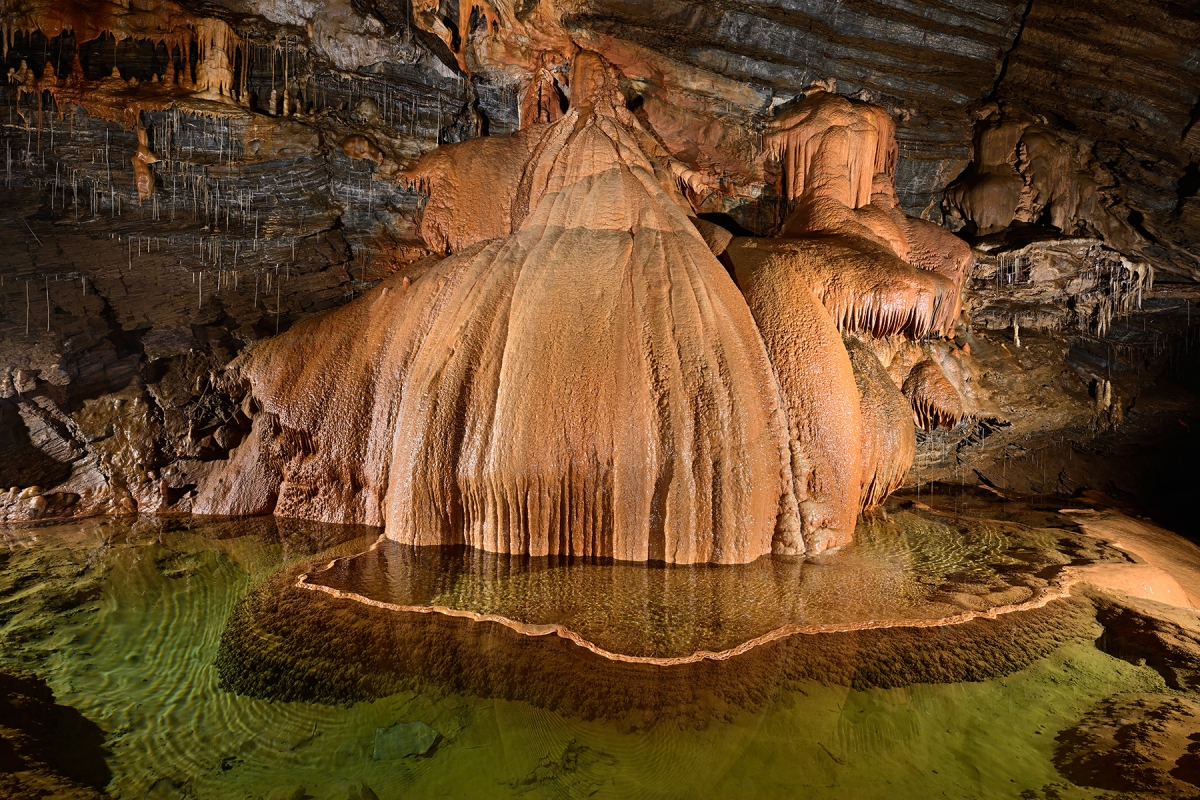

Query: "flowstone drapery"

xmin=195 ymin=56 xmax=982 ymax=562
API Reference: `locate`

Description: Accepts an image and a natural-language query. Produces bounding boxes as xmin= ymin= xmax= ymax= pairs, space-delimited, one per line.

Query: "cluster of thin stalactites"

xmin=2 ymin=6 xmax=307 ymax=113
xmin=817 ymin=285 xmax=957 ymax=341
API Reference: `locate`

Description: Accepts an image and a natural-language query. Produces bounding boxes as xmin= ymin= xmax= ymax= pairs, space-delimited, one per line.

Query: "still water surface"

xmin=0 ymin=498 xmax=1184 ymax=798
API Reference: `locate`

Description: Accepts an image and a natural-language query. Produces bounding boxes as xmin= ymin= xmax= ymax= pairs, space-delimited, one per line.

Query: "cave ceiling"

xmin=3 ymin=0 xmax=1197 ymax=268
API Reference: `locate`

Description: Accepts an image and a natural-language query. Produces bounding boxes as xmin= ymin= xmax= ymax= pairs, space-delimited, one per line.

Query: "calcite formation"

xmin=945 ymin=108 xmax=1142 ymax=253
xmin=0 ymin=0 xmax=981 ymax=556
xmin=845 ymin=336 xmax=915 ymax=510
xmin=198 ymin=53 xmax=798 ymax=564
xmin=197 ymin=55 xmax=982 ymax=561
xmin=722 ymin=91 xmax=974 ymax=548
xmin=131 ymin=125 xmax=157 ymax=202
xmin=762 ymin=91 xmax=972 ymax=339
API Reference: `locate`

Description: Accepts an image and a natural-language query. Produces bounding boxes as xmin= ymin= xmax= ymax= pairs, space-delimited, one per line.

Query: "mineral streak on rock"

xmin=199 ymin=52 xmax=801 ymax=564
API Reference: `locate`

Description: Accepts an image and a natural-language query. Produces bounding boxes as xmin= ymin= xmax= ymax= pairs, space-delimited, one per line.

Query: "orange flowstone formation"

xmin=845 ymin=336 xmax=915 ymax=510
xmin=198 ymin=53 xmax=800 ymax=564
xmin=867 ymin=336 xmax=984 ymax=433
xmin=722 ymin=91 xmax=974 ymax=548
xmin=197 ymin=53 xmax=984 ymax=562
xmin=763 ymin=91 xmax=972 ymax=340
xmin=2 ymin=0 xmax=981 ymax=559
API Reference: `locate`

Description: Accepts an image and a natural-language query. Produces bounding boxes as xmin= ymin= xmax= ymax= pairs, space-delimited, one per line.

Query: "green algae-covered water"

xmin=0 ymin=499 xmax=1193 ymax=799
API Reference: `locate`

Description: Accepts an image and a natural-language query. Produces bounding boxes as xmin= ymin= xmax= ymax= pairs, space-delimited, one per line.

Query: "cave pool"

xmin=1 ymin=488 xmax=1196 ymax=799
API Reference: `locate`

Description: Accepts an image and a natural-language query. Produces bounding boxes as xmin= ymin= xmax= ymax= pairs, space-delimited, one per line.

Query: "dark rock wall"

xmin=0 ymin=12 xmax=502 ymax=520
xmin=996 ymin=0 xmax=1200 ymax=276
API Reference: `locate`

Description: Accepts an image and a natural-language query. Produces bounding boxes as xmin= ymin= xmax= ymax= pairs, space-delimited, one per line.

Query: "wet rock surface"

xmin=0 ymin=670 xmax=111 ymax=800
xmin=1054 ymin=693 xmax=1200 ymax=798
xmin=1093 ymin=593 xmax=1200 ymax=692
xmin=372 ymin=721 xmax=439 ymax=761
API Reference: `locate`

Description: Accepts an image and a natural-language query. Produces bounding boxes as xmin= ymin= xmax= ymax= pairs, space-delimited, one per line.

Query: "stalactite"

xmin=131 ymin=125 xmax=159 ymax=202
xmin=281 ymin=36 xmax=289 ymax=117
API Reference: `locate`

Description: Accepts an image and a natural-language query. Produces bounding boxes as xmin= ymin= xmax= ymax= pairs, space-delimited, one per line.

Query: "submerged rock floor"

xmin=297 ymin=508 xmax=1119 ymax=663
xmin=2 ymin=490 xmax=1200 ymax=798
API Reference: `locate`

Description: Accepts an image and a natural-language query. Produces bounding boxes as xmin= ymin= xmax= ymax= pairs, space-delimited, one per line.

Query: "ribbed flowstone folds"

xmin=197 ymin=53 xmax=799 ymax=564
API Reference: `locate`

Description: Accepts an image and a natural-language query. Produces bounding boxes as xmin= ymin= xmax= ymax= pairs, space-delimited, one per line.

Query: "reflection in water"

xmin=0 ymin=497 xmax=1193 ymax=799
xmin=301 ymin=510 xmax=1114 ymax=660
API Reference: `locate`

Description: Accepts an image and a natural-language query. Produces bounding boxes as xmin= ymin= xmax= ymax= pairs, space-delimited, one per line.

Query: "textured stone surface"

xmin=994 ymin=0 xmax=1200 ymax=278
xmin=1055 ymin=693 xmax=1200 ymax=798
xmin=372 ymin=721 xmax=438 ymax=761
xmin=0 ymin=0 xmax=1197 ymax=541
xmin=197 ymin=54 xmax=799 ymax=563
xmin=0 ymin=670 xmax=111 ymax=799
xmin=568 ymin=0 xmax=1029 ymax=221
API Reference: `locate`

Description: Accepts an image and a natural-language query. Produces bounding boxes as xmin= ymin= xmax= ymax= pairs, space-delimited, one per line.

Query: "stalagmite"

xmin=724 ymin=90 xmax=975 ymax=545
xmin=197 ymin=52 xmax=800 ymax=564
xmin=731 ymin=244 xmax=862 ymax=550
xmin=844 ymin=336 xmax=915 ymax=508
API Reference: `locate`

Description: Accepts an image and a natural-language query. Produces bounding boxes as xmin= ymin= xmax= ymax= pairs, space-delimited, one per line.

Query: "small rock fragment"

xmin=372 ymin=721 xmax=439 ymax=761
